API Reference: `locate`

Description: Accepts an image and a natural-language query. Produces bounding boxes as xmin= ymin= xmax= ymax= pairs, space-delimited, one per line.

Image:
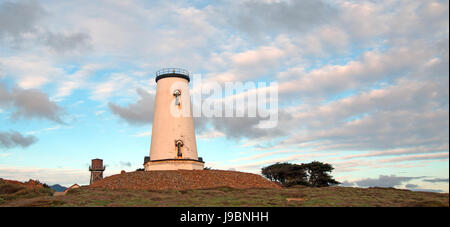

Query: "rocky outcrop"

xmin=89 ymin=170 xmax=280 ymax=191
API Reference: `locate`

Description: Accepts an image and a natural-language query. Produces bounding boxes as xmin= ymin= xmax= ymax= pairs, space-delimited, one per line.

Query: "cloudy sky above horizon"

xmin=0 ymin=0 xmax=448 ymax=192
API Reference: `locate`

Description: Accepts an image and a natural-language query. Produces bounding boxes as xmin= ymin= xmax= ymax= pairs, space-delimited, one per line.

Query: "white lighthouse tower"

xmin=144 ymin=68 xmax=204 ymax=171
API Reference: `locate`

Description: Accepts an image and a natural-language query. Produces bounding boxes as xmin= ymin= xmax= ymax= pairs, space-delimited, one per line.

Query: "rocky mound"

xmin=89 ymin=170 xmax=280 ymax=191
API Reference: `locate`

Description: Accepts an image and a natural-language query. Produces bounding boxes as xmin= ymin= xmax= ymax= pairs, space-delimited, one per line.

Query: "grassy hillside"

xmin=1 ymin=184 xmax=448 ymax=207
xmin=0 ymin=180 xmax=54 ymax=206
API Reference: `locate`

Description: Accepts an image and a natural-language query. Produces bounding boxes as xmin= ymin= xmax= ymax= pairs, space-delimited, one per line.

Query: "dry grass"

xmin=1 ymin=184 xmax=447 ymax=207
xmin=0 ymin=182 xmax=54 ymax=205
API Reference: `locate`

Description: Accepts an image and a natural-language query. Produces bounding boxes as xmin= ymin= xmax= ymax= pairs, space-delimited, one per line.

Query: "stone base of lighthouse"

xmin=144 ymin=159 xmax=204 ymax=171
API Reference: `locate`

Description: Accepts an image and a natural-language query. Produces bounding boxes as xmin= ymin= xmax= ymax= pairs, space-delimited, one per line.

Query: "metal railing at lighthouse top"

xmin=155 ymin=68 xmax=190 ymax=77
xmin=155 ymin=68 xmax=191 ymax=82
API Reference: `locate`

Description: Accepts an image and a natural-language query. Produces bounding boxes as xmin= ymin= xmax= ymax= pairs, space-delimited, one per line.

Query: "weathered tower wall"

xmin=89 ymin=159 xmax=105 ymax=184
xmin=145 ymin=69 xmax=204 ymax=171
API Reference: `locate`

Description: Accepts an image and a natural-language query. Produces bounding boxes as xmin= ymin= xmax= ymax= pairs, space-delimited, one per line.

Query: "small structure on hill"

xmin=64 ymin=184 xmax=80 ymax=193
xmin=89 ymin=159 xmax=105 ymax=184
xmin=144 ymin=68 xmax=204 ymax=171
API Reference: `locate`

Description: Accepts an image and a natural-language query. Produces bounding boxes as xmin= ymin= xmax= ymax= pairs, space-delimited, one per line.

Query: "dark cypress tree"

xmin=302 ymin=161 xmax=340 ymax=187
xmin=262 ymin=162 xmax=308 ymax=186
xmin=262 ymin=161 xmax=340 ymax=187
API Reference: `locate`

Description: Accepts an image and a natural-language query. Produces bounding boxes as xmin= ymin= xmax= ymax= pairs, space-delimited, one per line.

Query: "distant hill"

xmin=49 ymin=184 xmax=67 ymax=192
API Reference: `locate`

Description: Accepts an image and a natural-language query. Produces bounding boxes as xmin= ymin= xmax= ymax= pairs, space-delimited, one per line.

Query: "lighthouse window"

xmin=176 ymin=140 xmax=183 ymax=157
xmin=174 ymin=90 xmax=181 ymax=106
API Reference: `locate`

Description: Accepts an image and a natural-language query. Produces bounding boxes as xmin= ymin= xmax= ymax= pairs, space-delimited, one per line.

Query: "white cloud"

xmin=54 ymin=64 xmax=103 ymax=99
xmin=26 ymin=125 xmax=61 ymax=135
xmin=279 ymin=43 xmax=436 ymax=98
xmin=94 ymin=110 xmax=105 ymax=116
xmin=379 ymin=153 xmax=449 ymax=163
xmin=0 ymin=165 xmax=90 ymax=187
xmin=0 ymin=55 xmax=64 ymax=89
xmin=90 ymin=73 xmax=136 ymax=101
xmin=131 ymin=131 xmax=152 ymax=138
xmin=0 ymin=0 xmax=448 ymax=189
xmin=197 ymin=130 xmax=225 ymax=140
xmin=216 ymin=151 xmax=338 ymax=173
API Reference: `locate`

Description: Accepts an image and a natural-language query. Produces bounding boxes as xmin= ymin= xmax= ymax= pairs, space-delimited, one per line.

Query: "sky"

xmin=0 ymin=0 xmax=448 ymax=192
